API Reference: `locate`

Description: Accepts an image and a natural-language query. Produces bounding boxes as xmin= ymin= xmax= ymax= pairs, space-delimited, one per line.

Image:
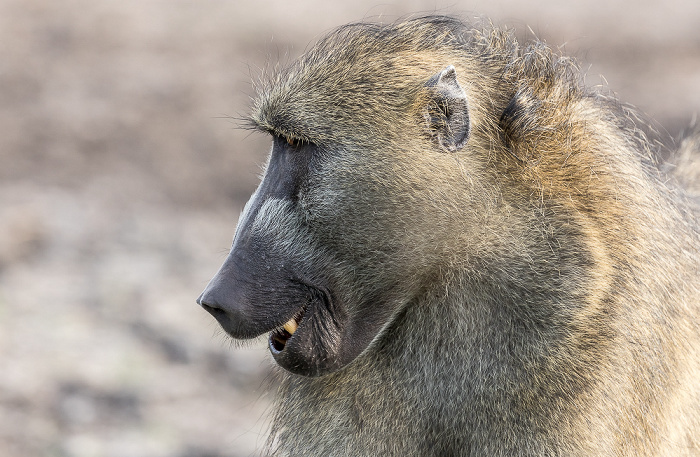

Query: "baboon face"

xmin=198 ymin=31 xmax=472 ymax=376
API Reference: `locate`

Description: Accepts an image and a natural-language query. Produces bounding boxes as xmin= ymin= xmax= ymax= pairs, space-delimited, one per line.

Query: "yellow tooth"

xmin=283 ymin=318 xmax=298 ymax=335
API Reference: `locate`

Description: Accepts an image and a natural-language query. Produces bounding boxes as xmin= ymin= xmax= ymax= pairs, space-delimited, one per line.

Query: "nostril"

xmin=201 ymin=303 xmax=224 ymax=318
xmin=196 ymin=272 xmax=262 ymax=339
xmin=197 ymin=291 xmax=221 ymax=311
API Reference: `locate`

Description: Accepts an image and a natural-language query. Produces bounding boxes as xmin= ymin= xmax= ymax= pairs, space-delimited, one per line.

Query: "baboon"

xmin=197 ymin=16 xmax=700 ymax=456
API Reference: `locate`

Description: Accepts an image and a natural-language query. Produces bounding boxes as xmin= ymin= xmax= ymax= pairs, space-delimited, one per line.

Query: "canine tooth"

xmin=283 ymin=318 xmax=298 ymax=335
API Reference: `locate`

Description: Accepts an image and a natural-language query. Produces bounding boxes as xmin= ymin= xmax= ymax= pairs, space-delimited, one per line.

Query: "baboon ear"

xmin=423 ymin=65 xmax=471 ymax=152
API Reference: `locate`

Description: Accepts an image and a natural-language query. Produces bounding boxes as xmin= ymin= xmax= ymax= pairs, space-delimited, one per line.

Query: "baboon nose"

xmin=197 ymin=286 xmax=238 ymax=330
xmin=197 ymin=291 xmax=220 ymax=310
xmin=196 ymin=281 xmax=266 ymax=339
xmin=197 ymin=288 xmax=222 ymax=311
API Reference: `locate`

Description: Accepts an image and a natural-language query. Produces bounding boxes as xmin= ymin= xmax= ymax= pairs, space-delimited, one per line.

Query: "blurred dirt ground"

xmin=0 ymin=0 xmax=698 ymax=456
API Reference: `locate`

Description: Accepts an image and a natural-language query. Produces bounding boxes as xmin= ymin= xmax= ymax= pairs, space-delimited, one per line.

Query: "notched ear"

xmin=422 ymin=65 xmax=471 ymax=152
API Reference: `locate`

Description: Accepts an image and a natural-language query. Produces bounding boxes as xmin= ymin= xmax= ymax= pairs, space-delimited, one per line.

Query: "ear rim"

xmin=422 ymin=65 xmax=471 ymax=152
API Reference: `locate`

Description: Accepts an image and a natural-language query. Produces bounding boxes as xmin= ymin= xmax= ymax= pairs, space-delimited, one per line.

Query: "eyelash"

xmin=279 ymin=134 xmax=307 ymax=149
xmin=286 ymin=136 xmax=302 ymax=148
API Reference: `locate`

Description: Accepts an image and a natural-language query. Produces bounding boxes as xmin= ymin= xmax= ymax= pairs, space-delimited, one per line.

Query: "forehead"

xmin=250 ymin=21 xmax=465 ymax=146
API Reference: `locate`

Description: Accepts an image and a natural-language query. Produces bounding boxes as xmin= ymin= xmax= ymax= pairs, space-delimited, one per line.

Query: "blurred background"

xmin=0 ymin=0 xmax=698 ymax=456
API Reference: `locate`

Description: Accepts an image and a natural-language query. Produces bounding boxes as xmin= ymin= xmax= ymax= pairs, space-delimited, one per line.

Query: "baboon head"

xmin=198 ymin=18 xmax=488 ymax=377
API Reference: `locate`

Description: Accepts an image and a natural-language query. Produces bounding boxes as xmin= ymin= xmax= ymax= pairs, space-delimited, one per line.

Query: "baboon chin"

xmin=198 ymin=15 xmax=700 ymax=456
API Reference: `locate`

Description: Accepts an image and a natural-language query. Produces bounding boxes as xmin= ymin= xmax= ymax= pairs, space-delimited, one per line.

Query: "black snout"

xmin=198 ymin=136 xmax=314 ymax=335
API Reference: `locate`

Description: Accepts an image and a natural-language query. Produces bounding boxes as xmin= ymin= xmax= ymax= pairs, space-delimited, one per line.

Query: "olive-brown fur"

xmin=215 ymin=16 xmax=700 ymax=456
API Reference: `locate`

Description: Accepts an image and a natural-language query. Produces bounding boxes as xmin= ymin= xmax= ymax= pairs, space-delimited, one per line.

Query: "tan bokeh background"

xmin=1 ymin=1 xmax=698 ymax=456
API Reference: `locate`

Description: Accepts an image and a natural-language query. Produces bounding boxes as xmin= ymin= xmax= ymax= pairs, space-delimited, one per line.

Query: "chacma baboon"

xmin=197 ymin=16 xmax=700 ymax=456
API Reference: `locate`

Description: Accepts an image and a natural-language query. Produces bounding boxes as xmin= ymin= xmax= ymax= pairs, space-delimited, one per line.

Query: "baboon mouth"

xmin=267 ymin=285 xmax=348 ymax=376
xmin=269 ymin=308 xmax=306 ymax=353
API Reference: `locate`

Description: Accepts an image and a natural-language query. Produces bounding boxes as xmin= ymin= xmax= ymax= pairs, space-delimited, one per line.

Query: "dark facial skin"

xmin=198 ymin=136 xmax=314 ymax=337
